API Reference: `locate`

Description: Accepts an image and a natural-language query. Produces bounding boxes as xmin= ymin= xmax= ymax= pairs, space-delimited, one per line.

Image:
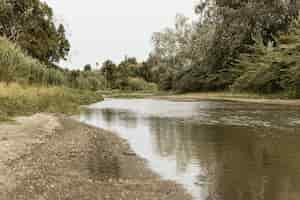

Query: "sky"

xmin=44 ymin=0 xmax=196 ymax=69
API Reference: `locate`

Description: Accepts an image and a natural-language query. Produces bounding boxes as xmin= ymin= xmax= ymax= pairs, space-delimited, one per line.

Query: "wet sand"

xmin=0 ymin=113 xmax=192 ymax=200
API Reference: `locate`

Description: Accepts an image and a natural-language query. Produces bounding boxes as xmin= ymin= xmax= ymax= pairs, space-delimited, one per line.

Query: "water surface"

xmin=79 ymin=98 xmax=300 ymax=200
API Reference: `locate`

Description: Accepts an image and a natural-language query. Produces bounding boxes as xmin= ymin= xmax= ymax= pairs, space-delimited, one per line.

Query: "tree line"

xmin=142 ymin=0 xmax=300 ymax=97
xmin=1 ymin=0 xmax=300 ymax=96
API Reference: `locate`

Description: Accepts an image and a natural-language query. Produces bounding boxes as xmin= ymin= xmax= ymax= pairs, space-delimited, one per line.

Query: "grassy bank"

xmin=0 ymin=83 xmax=103 ymax=121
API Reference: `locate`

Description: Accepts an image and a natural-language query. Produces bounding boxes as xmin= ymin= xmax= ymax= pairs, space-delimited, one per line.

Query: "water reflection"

xmin=79 ymin=99 xmax=300 ymax=200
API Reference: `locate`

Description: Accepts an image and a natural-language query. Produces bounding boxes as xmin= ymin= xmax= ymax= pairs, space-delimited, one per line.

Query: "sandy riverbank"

xmin=0 ymin=113 xmax=192 ymax=200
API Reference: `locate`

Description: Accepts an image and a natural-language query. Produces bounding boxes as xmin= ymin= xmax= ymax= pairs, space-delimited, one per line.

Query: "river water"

xmin=79 ymin=98 xmax=300 ymax=200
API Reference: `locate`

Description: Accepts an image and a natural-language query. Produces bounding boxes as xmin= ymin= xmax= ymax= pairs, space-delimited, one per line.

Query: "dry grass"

xmin=0 ymin=82 xmax=103 ymax=121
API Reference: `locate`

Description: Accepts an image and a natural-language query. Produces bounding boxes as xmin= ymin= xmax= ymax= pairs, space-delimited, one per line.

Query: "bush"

xmin=231 ymin=63 xmax=282 ymax=94
xmin=127 ymin=77 xmax=157 ymax=91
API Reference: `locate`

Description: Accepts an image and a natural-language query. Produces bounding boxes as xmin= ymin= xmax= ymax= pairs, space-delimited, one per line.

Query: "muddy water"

xmin=79 ymin=98 xmax=300 ymax=200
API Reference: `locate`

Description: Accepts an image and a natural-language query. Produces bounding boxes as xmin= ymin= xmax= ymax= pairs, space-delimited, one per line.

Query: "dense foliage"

xmin=232 ymin=19 xmax=300 ymax=97
xmin=0 ymin=0 xmax=70 ymax=64
xmin=100 ymin=58 xmax=157 ymax=91
xmin=139 ymin=0 xmax=300 ymax=97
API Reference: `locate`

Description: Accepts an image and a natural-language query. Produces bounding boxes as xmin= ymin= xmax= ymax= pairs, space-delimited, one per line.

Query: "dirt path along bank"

xmin=0 ymin=113 xmax=192 ymax=200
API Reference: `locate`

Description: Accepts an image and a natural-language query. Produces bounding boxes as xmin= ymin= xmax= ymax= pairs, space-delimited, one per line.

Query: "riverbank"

xmin=150 ymin=92 xmax=300 ymax=106
xmin=0 ymin=83 xmax=103 ymax=121
xmin=0 ymin=113 xmax=192 ymax=200
xmin=99 ymin=90 xmax=300 ymax=106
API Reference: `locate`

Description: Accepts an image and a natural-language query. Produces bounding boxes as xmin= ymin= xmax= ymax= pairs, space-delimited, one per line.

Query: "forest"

xmin=0 ymin=0 xmax=300 ymax=97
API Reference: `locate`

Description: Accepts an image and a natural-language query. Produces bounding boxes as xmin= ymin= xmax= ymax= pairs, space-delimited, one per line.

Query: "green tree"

xmin=101 ymin=60 xmax=117 ymax=89
xmin=84 ymin=64 xmax=92 ymax=72
xmin=232 ymin=18 xmax=300 ymax=97
xmin=0 ymin=0 xmax=70 ymax=64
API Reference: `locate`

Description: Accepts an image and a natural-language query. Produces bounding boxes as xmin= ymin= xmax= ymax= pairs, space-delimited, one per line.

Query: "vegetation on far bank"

xmin=0 ymin=83 xmax=103 ymax=121
xmin=141 ymin=1 xmax=300 ymax=97
xmin=80 ymin=1 xmax=300 ymax=99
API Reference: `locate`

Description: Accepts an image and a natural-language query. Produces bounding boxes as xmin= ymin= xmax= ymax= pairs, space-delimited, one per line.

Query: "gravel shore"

xmin=0 ymin=113 xmax=192 ymax=200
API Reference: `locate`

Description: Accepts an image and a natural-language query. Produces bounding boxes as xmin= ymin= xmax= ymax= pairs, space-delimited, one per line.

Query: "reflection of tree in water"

xmin=149 ymin=117 xmax=194 ymax=172
xmin=114 ymin=110 xmax=138 ymax=129
xmin=100 ymin=109 xmax=118 ymax=126
xmin=81 ymin=109 xmax=94 ymax=121
xmin=149 ymin=117 xmax=300 ymax=200
xmin=82 ymin=108 xmax=138 ymax=129
xmin=212 ymin=127 xmax=300 ymax=200
xmin=196 ymin=126 xmax=300 ymax=200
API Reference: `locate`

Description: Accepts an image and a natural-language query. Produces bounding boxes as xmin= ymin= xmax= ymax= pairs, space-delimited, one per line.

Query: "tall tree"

xmin=84 ymin=64 xmax=92 ymax=72
xmin=101 ymin=60 xmax=117 ymax=89
xmin=0 ymin=0 xmax=70 ymax=64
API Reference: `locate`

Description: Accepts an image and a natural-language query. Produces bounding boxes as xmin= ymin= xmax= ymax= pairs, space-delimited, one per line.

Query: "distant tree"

xmin=151 ymin=14 xmax=192 ymax=65
xmin=150 ymin=14 xmax=194 ymax=89
xmin=101 ymin=60 xmax=117 ymax=89
xmin=126 ymin=57 xmax=138 ymax=65
xmin=84 ymin=64 xmax=92 ymax=71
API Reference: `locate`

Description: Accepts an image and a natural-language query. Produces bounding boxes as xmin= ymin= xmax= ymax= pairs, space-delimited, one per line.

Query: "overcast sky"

xmin=44 ymin=0 xmax=196 ymax=69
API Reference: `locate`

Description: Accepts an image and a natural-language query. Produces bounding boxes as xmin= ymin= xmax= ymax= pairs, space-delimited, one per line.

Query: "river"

xmin=79 ymin=98 xmax=300 ymax=200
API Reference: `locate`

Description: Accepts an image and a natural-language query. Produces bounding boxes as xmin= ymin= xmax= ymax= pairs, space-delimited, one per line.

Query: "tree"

xmin=101 ymin=60 xmax=117 ymax=89
xmin=84 ymin=64 xmax=92 ymax=72
xmin=149 ymin=0 xmax=300 ymax=92
xmin=151 ymin=14 xmax=193 ymax=66
xmin=231 ymin=18 xmax=300 ymax=97
xmin=0 ymin=39 xmax=19 ymax=85
xmin=54 ymin=24 xmax=70 ymax=62
xmin=0 ymin=0 xmax=70 ymax=64
xmin=194 ymin=0 xmax=299 ymax=72
xmin=150 ymin=14 xmax=195 ymax=89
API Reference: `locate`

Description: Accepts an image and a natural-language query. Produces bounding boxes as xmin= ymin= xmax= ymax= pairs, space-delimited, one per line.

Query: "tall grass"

xmin=0 ymin=83 xmax=103 ymax=121
xmin=0 ymin=37 xmax=106 ymax=90
xmin=0 ymin=37 xmax=66 ymax=86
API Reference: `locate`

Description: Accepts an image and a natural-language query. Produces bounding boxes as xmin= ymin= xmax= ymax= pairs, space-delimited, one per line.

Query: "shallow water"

xmin=79 ymin=98 xmax=300 ymax=200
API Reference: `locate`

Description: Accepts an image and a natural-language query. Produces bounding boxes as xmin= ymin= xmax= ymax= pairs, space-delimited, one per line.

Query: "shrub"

xmin=127 ymin=77 xmax=157 ymax=91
